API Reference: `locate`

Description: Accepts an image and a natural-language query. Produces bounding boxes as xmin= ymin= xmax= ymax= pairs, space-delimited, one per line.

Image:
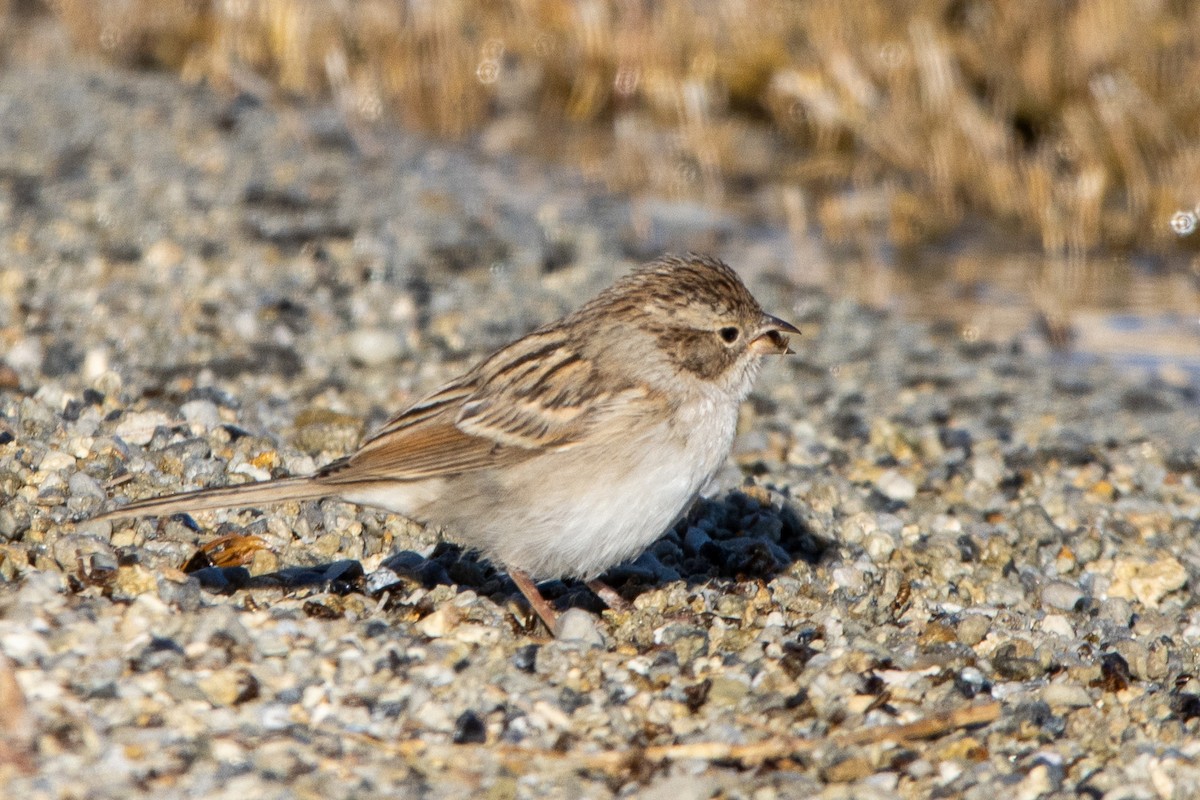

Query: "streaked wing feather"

xmin=452 ymin=331 xmax=615 ymax=449
xmin=316 ymin=328 xmax=633 ymax=484
xmin=320 ymin=416 xmax=520 ymax=483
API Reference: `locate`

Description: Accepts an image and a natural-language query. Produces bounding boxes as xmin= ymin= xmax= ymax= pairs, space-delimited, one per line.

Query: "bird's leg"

xmin=585 ymin=579 xmax=631 ymax=612
xmin=509 ymin=569 xmax=558 ymax=636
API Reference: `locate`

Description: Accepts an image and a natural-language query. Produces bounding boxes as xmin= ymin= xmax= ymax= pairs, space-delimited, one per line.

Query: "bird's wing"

xmin=318 ymin=331 xmax=645 ymax=484
xmin=453 ymin=331 xmax=612 ymax=449
xmin=316 ymin=379 xmax=509 ymax=483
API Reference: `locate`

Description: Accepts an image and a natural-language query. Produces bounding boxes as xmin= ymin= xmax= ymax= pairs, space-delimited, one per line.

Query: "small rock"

xmin=1112 ymin=639 xmax=1168 ymax=681
xmin=1014 ymin=762 xmax=1057 ymax=800
xmin=555 ymin=608 xmax=604 ymax=647
xmin=1041 ymin=683 xmax=1093 ymax=708
xmin=111 ymin=564 xmax=159 ymax=600
xmin=1039 ymin=614 xmax=1075 ymax=639
xmin=1015 ymin=506 xmax=1063 ymax=545
xmin=1040 ymin=581 xmax=1083 ymax=611
xmin=144 ymin=239 xmax=185 ymax=270
xmin=839 ymin=511 xmax=878 ymax=545
xmin=39 ymin=450 xmax=76 ymax=472
xmin=957 ymin=614 xmax=991 ymax=646
xmin=1097 ymin=597 xmax=1133 ymax=626
xmin=831 ymin=566 xmax=866 ymax=594
xmin=512 ymin=644 xmax=539 ymax=673
xmin=452 ymin=710 xmax=488 ymax=744
xmin=346 ymin=328 xmax=404 ymax=367
xmin=876 ymin=470 xmax=916 ymax=502
xmin=416 ymin=604 xmax=461 ymax=638
xmin=81 ymin=347 xmax=109 ymax=381
xmin=197 ymin=669 xmax=260 ymax=706
xmin=821 ymin=753 xmax=874 ymax=783
xmin=706 ymin=675 xmax=750 ymax=706
xmin=115 ymin=411 xmax=173 ymax=446
xmin=130 ymin=636 xmax=185 ymax=673
xmin=67 ymin=471 xmax=106 ymax=501
xmin=955 ymin=666 xmax=991 ymax=698
xmin=992 ymin=641 xmax=1042 ymax=681
xmin=73 ymin=518 xmax=112 ymax=538
xmin=1108 ymin=557 xmax=1187 ymax=607
xmin=157 ymin=572 xmax=203 ymax=610
xmin=180 ymin=399 xmax=222 ymax=430
xmin=864 ymin=530 xmax=896 ymax=562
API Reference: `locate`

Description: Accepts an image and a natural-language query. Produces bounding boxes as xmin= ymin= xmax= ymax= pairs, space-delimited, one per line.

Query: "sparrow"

xmin=97 ymin=253 xmax=798 ymax=634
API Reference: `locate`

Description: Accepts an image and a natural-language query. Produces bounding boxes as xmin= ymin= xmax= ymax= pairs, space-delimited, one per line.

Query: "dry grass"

xmin=11 ymin=0 xmax=1200 ymax=256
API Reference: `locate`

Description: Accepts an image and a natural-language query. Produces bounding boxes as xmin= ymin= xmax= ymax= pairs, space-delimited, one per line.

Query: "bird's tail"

xmin=93 ymin=476 xmax=329 ymax=521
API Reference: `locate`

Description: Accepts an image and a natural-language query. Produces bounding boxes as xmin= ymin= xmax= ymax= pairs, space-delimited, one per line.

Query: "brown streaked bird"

xmin=97 ymin=254 xmax=798 ymax=634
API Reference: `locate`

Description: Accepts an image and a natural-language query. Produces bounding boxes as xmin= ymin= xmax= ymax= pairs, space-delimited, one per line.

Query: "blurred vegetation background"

xmin=2 ymin=1 xmax=1198 ymax=283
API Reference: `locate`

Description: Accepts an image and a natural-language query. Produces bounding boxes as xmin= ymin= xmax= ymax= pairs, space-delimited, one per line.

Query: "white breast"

xmin=455 ymin=388 xmax=740 ymax=579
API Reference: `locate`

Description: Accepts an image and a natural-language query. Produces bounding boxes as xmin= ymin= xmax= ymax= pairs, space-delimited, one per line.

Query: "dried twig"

xmin=103 ymin=473 xmax=134 ymax=489
xmin=350 ymin=700 xmax=1001 ymax=773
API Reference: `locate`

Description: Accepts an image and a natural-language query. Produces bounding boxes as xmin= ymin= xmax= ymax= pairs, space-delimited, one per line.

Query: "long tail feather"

xmin=93 ymin=476 xmax=330 ymax=521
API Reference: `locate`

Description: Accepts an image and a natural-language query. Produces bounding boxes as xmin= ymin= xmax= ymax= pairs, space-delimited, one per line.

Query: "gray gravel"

xmin=4 ymin=62 xmax=1200 ymax=799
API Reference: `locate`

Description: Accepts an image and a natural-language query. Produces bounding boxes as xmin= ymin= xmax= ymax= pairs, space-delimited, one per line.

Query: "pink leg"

xmin=586 ymin=579 xmax=631 ymax=612
xmin=509 ymin=569 xmax=558 ymax=636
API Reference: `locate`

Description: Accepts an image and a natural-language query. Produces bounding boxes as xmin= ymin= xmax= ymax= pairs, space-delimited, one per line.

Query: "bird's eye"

xmin=719 ymin=326 xmax=740 ymax=344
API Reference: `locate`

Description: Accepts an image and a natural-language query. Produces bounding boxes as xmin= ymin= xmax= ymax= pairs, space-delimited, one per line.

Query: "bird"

xmin=96 ymin=253 xmax=798 ymax=635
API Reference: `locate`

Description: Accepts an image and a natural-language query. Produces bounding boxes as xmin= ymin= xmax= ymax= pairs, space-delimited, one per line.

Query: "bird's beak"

xmin=749 ymin=313 xmax=800 ymax=355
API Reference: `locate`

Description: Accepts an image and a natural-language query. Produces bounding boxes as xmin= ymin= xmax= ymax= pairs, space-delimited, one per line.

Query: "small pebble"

xmin=346 ymin=328 xmax=405 ymax=366
xmin=555 ymin=609 xmax=604 ymax=647
xmin=114 ymin=411 xmax=173 ymax=446
xmin=875 ymin=470 xmax=917 ymax=502
xmin=180 ymin=399 xmax=222 ymax=430
xmin=1040 ymin=581 xmax=1083 ymax=611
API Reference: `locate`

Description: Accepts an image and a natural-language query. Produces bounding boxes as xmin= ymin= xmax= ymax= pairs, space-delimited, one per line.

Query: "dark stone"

xmin=1095 ymin=652 xmax=1133 ymax=693
xmin=130 ymin=636 xmax=186 ymax=672
xmin=192 ymin=566 xmax=250 ymax=592
xmin=42 ymin=340 xmax=83 ymax=377
xmin=954 ymin=670 xmax=992 ymax=699
xmin=512 ymin=644 xmax=538 ymax=673
xmin=1170 ymin=693 xmax=1200 ymax=721
xmin=992 ymin=643 xmax=1042 ymax=680
xmin=452 ymin=711 xmax=487 ymax=744
xmin=683 ymin=678 xmax=712 ymax=712
xmin=1015 ymin=506 xmax=1064 ymax=546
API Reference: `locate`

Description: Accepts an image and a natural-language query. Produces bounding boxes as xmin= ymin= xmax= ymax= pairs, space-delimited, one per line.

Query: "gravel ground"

xmin=3 ymin=62 xmax=1200 ymax=799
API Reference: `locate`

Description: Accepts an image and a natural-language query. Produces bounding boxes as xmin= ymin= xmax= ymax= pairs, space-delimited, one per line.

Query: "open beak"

xmin=749 ymin=313 xmax=800 ymax=355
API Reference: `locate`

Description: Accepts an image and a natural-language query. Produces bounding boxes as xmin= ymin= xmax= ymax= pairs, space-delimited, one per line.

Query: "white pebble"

xmin=5 ymin=337 xmax=41 ymax=371
xmin=347 ymin=328 xmax=404 ymax=367
xmin=1040 ymin=581 xmax=1083 ymax=611
xmin=180 ymin=399 xmax=222 ymax=430
xmin=454 ymin=624 xmax=501 ymax=646
xmin=831 ymin=565 xmax=866 ymax=594
xmin=81 ymin=347 xmax=109 ymax=381
xmin=555 ymin=608 xmax=605 ymax=647
xmin=115 ymin=411 xmax=173 ymax=446
xmin=230 ymin=462 xmax=271 ymax=482
xmin=876 ymin=470 xmax=916 ymax=502
xmin=1041 ymin=683 xmax=1093 ymax=708
xmin=39 ymin=450 xmax=76 ymax=472
xmin=1039 ymin=614 xmax=1075 ymax=639
xmin=839 ymin=511 xmax=877 ymax=545
xmin=68 ymin=471 xmax=105 ymax=500
xmin=415 ymin=605 xmax=460 ymax=638
xmin=864 ymin=530 xmax=896 ymax=562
